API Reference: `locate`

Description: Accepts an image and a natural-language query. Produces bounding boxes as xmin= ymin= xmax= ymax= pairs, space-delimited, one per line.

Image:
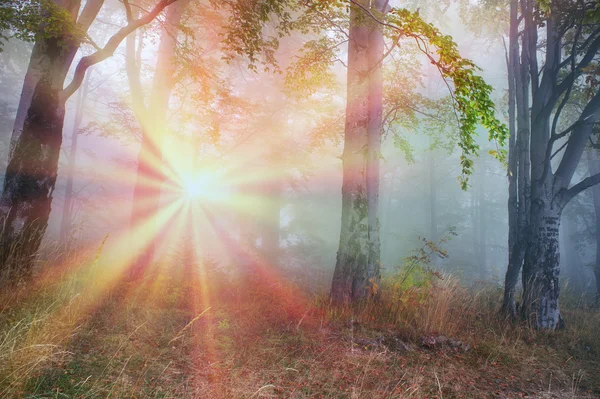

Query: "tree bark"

xmin=522 ymin=194 xmax=562 ymax=329
xmin=331 ymin=2 xmax=372 ymax=304
xmin=331 ymin=0 xmax=386 ymax=303
xmin=366 ymin=0 xmax=386 ymax=292
xmin=501 ymin=0 xmax=600 ymax=328
xmin=0 ymin=27 xmax=83 ymax=280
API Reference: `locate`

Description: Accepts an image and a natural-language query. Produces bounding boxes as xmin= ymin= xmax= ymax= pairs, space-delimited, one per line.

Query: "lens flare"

xmin=184 ymin=177 xmax=207 ymax=199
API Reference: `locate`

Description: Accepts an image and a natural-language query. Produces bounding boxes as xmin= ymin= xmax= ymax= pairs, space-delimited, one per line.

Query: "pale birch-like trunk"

xmin=129 ymin=0 xmax=190 ymax=277
xmin=502 ymin=0 xmax=522 ymax=317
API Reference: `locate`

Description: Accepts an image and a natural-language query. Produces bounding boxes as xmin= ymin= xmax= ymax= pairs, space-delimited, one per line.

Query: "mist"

xmin=0 ymin=0 xmax=599 ymax=397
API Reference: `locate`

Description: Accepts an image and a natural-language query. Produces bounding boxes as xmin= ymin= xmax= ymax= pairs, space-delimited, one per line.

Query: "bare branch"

xmin=123 ymin=0 xmax=134 ymax=22
xmin=60 ymin=0 xmax=179 ymax=103
xmin=561 ymin=171 xmax=600 ymax=206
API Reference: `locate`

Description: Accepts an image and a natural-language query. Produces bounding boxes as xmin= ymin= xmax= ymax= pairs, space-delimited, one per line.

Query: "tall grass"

xmin=0 ymin=238 xmax=599 ymax=398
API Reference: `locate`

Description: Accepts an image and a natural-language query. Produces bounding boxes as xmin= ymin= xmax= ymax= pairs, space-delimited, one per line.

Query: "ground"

xmin=0 ymin=262 xmax=599 ymax=398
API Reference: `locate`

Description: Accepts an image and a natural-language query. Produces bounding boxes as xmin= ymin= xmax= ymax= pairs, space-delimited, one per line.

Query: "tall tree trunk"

xmin=129 ymin=0 xmax=189 ymax=277
xmin=428 ymin=148 xmax=437 ymax=242
xmin=521 ymin=14 xmax=564 ymax=330
xmin=502 ymin=0 xmax=600 ymax=327
xmin=331 ymin=2 xmax=372 ymax=304
xmin=502 ymin=0 xmax=521 ymax=317
xmin=0 ymin=0 xmax=174 ymax=283
xmin=331 ymin=0 xmax=386 ymax=303
xmin=427 ymin=63 xmax=437 ymax=245
xmin=0 ymin=22 xmax=84 ymax=280
xmin=522 ymin=190 xmax=562 ymax=328
xmin=588 ymin=148 xmax=600 ymax=302
xmin=7 ymin=43 xmax=45 ymax=160
xmin=59 ymin=73 xmax=90 ymax=245
xmin=366 ymin=0 xmax=385 ymax=292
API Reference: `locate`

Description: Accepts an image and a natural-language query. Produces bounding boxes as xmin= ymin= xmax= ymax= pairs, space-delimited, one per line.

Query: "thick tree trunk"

xmin=521 ymin=190 xmax=563 ymax=329
xmin=0 ymin=0 xmax=172 ymax=282
xmin=8 ymin=43 xmax=45 ymax=158
xmin=0 ymin=30 xmax=81 ymax=280
xmin=331 ymin=3 xmax=371 ymax=304
xmin=331 ymin=0 xmax=386 ymax=303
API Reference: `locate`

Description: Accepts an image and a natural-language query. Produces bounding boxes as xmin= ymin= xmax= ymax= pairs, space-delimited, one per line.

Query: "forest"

xmin=0 ymin=0 xmax=599 ymax=397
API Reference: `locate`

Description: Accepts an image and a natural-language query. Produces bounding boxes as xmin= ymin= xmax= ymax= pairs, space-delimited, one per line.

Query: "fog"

xmin=0 ymin=0 xmax=596 ymax=297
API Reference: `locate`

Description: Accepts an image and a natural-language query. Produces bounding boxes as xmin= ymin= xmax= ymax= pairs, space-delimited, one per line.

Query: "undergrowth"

xmin=0 ymin=242 xmax=599 ymax=398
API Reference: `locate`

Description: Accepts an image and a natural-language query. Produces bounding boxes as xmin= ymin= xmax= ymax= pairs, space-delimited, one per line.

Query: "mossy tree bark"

xmin=331 ymin=0 xmax=387 ymax=304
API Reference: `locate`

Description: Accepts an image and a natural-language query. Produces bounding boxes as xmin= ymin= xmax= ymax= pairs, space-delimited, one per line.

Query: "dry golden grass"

xmin=0 ymin=253 xmax=599 ymax=398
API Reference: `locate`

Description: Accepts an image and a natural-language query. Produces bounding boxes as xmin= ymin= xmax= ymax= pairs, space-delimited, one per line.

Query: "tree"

xmin=502 ymin=0 xmax=600 ymax=328
xmin=0 ymin=0 xmax=179 ymax=282
xmin=330 ymin=0 xmax=387 ymax=303
xmin=125 ymin=0 xmax=191 ymax=277
xmin=587 ymin=146 xmax=600 ymax=302
xmin=59 ymin=70 xmax=90 ymax=245
xmin=328 ymin=1 xmax=507 ymax=303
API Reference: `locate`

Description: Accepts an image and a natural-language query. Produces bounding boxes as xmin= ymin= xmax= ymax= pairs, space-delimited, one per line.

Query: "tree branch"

xmin=76 ymin=0 xmax=104 ymax=31
xmin=561 ymin=171 xmax=600 ymax=206
xmin=123 ymin=0 xmax=134 ymax=22
xmin=60 ymin=0 xmax=179 ymax=103
xmin=555 ymin=31 xmax=600 ymax=99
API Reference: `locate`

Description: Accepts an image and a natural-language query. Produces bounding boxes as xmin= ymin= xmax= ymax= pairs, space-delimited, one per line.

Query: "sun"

xmin=184 ymin=178 xmax=206 ymax=199
xmin=178 ymin=170 xmax=233 ymax=203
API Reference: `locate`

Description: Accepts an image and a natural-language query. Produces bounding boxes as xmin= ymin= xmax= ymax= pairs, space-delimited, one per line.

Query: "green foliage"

xmin=217 ymin=0 xmax=298 ymax=71
xmin=385 ymin=8 xmax=508 ymax=189
xmin=221 ymin=0 xmax=508 ymax=189
xmin=284 ymin=36 xmax=340 ymax=96
xmin=0 ymin=0 xmax=76 ymax=50
xmin=379 ymin=229 xmax=456 ymax=323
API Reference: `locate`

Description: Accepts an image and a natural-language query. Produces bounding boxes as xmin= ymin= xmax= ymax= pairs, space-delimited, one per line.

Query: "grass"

xmin=0 ymin=251 xmax=599 ymax=398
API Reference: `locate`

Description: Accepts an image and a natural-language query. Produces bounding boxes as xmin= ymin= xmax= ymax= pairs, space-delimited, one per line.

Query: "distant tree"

xmin=125 ymin=0 xmax=191 ymax=278
xmin=59 ymin=71 xmax=90 ymax=245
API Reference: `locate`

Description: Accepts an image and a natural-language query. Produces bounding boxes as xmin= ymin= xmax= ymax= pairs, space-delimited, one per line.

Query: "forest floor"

xmin=0 ymin=261 xmax=599 ymax=399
